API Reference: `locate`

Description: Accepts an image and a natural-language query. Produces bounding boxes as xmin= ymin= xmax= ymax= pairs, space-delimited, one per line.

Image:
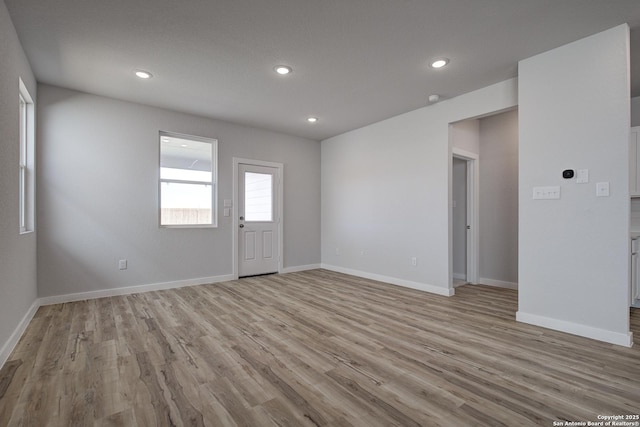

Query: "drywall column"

xmin=0 ymin=1 xmax=38 ymax=365
xmin=518 ymin=25 xmax=631 ymax=346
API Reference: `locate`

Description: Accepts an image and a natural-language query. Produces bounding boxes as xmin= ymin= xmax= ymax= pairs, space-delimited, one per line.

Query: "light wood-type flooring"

xmin=0 ymin=269 xmax=639 ymax=426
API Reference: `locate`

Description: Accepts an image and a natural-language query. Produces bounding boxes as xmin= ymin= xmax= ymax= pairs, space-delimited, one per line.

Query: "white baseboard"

xmin=516 ymin=311 xmax=633 ymax=348
xmin=2 ymin=266 xmax=322 ymax=368
xmin=478 ymin=277 xmax=518 ymax=290
xmin=0 ymin=265 xmax=450 ymax=370
xmin=281 ymin=264 xmax=321 ymax=274
xmin=38 ymin=274 xmax=235 ymax=306
xmin=0 ymin=299 xmax=40 ymax=369
xmin=1 ymin=274 xmax=236 ymax=370
xmin=321 ymin=264 xmax=454 ymax=297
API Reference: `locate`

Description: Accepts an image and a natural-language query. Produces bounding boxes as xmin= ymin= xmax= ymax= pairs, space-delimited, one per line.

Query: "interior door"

xmin=632 ymin=238 xmax=639 ymax=307
xmin=238 ymin=164 xmax=279 ymax=277
xmin=452 ymin=157 xmax=467 ymax=284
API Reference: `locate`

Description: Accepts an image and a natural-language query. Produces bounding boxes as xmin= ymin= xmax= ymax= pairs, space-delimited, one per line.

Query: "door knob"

xmin=239 ymin=224 xmax=244 ymax=228
xmin=239 ymin=216 xmax=244 ymax=220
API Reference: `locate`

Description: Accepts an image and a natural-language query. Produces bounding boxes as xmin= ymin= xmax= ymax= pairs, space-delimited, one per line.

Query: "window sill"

xmin=160 ymin=224 xmax=218 ymax=229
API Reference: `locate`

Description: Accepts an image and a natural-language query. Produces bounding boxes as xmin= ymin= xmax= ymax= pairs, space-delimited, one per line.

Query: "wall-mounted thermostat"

xmin=562 ymin=169 xmax=574 ymax=179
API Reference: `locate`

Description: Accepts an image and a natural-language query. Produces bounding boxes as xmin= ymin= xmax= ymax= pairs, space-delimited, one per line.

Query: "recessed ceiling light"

xmin=274 ymin=65 xmax=292 ymax=75
xmin=181 ymin=144 xmax=188 ymax=147
xmin=135 ymin=70 xmax=153 ymax=79
xmin=307 ymin=117 xmax=318 ymax=123
xmin=430 ymin=58 xmax=449 ymax=69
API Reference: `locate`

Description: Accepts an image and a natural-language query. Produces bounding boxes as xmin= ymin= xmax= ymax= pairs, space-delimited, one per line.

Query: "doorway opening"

xmin=449 ymin=109 xmax=519 ymax=292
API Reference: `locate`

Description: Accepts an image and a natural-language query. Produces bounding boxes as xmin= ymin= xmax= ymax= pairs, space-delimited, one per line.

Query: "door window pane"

xmin=244 ymin=172 xmax=272 ymax=221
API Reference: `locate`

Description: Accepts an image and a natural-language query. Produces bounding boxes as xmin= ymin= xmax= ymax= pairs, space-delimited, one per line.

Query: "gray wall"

xmin=478 ymin=110 xmax=518 ymax=285
xmin=518 ymin=25 xmax=630 ymax=344
xmin=321 ymin=79 xmax=518 ymax=295
xmin=0 ymin=0 xmax=38 ymax=359
xmin=450 ymin=119 xmax=480 ymax=155
xmin=37 ymin=85 xmax=321 ymax=297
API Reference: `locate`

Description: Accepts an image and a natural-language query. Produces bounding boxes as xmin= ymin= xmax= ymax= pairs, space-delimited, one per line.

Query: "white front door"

xmin=238 ymin=163 xmax=280 ymax=277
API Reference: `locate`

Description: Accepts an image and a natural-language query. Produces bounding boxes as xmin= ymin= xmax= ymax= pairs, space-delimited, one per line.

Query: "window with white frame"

xmin=19 ymin=79 xmax=34 ymax=233
xmin=159 ymin=132 xmax=217 ymax=227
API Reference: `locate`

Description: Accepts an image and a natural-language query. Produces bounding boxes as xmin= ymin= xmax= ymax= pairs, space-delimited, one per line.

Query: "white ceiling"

xmin=6 ymin=0 xmax=640 ymax=141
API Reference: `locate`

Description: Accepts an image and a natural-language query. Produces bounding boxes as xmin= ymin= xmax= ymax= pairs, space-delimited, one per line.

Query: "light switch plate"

xmin=576 ymin=169 xmax=588 ymax=184
xmin=223 ymin=199 xmax=232 ymax=207
xmin=596 ymin=182 xmax=609 ymax=197
xmin=533 ymin=186 xmax=561 ymax=200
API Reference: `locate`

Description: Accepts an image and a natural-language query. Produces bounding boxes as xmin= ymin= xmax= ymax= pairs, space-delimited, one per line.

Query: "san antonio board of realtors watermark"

xmin=553 ymin=415 xmax=640 ymax=426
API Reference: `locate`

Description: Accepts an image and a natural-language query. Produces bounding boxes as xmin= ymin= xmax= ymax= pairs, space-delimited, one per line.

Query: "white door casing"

xmin=233 ymin=159 xmax=283 ymax=278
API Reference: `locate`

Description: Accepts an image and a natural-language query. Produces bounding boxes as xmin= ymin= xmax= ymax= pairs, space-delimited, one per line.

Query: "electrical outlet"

xmin=411 ymin=257 xmax=417 ymax=266
xmin=118 ymin=259 xmax=127 ymax=270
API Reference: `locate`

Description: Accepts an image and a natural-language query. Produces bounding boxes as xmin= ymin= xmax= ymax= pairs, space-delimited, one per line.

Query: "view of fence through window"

xmin=159 ymin=133 xmax=216 ymax=226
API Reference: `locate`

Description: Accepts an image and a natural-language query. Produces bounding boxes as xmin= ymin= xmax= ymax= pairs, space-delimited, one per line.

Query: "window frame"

xmin=18 ymin=79 xmax=34 ymax=234
xmin=158 ymin=131 xmax=218 ymax=228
